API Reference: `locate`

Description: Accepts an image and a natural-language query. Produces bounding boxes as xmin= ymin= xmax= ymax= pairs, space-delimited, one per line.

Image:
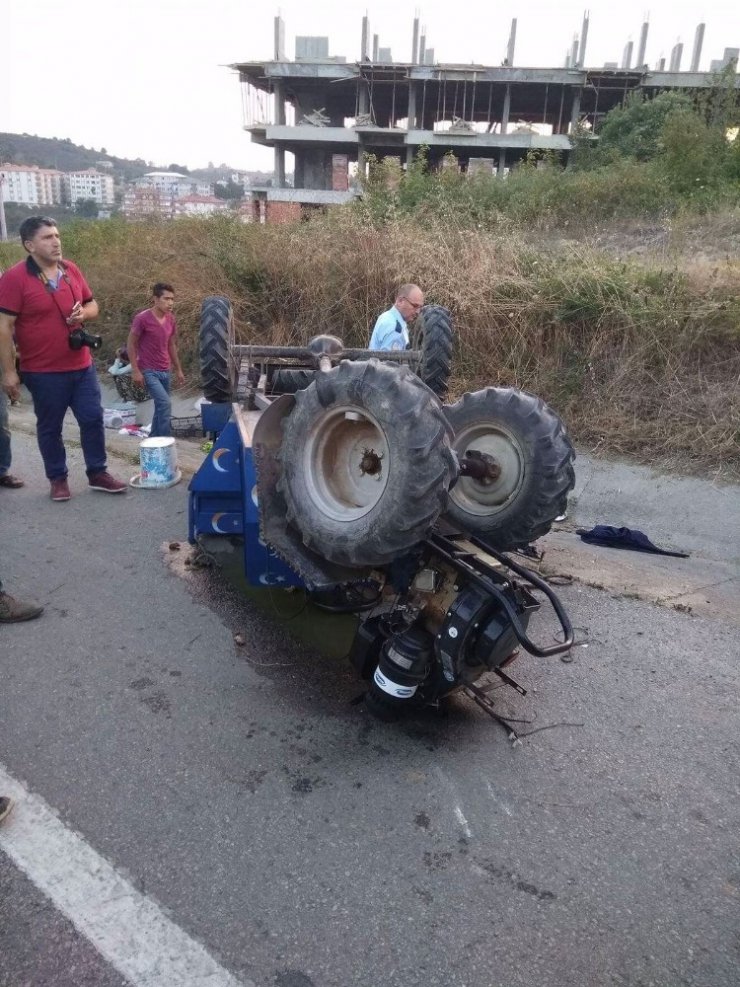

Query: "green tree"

xmin=75 ymin=198 xmax=99 ymax=218
xmin=214 ymin=180 xmax=244 ymax=201
xmin=597 ymin=91 xmax=694 ymax=161
xmin=659 ymin=109 xmax=725 ymax=194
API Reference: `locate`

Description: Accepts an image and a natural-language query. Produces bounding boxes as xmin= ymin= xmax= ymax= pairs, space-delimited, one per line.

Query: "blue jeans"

xmin=143 ymin=370 xmax=172 ymax=438
xmin=0 ymin=386 xmax=11 ymax=477
xmin=23 ymin=365 xmax=107 ymax=480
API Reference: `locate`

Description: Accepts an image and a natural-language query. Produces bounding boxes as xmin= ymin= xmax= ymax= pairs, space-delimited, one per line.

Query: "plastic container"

xmin=131 ymin=437 xmax=181 ymax=489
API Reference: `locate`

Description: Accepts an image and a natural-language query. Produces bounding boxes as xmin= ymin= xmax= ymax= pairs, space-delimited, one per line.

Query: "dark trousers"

xmin=23 ymin=366 xmax=107 ymax=480
xmin=0 ymin=386 xmax=11 ymax=476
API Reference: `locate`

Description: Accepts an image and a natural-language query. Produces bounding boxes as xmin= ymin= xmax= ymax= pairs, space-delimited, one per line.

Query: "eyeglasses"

xmin=403 ymin=297 xmax=423 ymax=310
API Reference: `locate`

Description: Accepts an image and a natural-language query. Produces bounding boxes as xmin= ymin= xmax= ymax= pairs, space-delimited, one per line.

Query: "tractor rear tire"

xmin=278 ymin=360 xmax=457 ymax=568
xmin=200 ymin=296 xmax=238 ymax=403
xmin=444 ymin=387 xmax=575 ymax=549
xmin=410 ymin=305 xmax=454 ymax=399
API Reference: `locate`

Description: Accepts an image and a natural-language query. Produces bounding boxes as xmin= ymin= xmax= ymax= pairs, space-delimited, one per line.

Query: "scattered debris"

xmin=300 ymin=108 xmax=330 ymax=126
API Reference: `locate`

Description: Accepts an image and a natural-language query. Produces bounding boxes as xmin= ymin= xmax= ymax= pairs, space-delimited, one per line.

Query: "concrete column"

xmin=274 ymin=147 xmax=286 ymax=188
xmin=622 ymin=41 xmax=633 ymax=69
xmin=636 ymin=22 xmax=649 ymax=68
xmin=419 ymin=31 xmax=426 ymax=65
xmin=571 ymin=35 xmax=579 ymax=69
xmin=372 ymin=35 xmax=379 ymax=62
xmin=507 ymin=19 xmax=517 ymax=66
xmin=570 ymin=88 xmax=582 ymax=132
xmin=274 ymin=16 xmax=285 ymax=60
xmin=273 ymin=81 xmax=286 ymax=126
xmin=361 ymin=16 xmax=370 ymax=61
xmin=407 ymin=82 xmax=417 ymax=130
xmin=556 ymin=86 xmax=566 ymax=134
xmin=501 ymin=84 xmax=511 ymax=135
xmin=358 ymin=83 xmax=369 ymax=116
xmin=497 ymin=149 xmax=507 ymax=176
xmin=578 ymin=12 xmax=590 ymax=67
xmin=412 ymin=17 xmax=420 ymax=64
xmin=690 ymin=24 xmax=705 ymax=71
xmin=669 ymin=42 xmax=683 ymax=72
xmin=294 ymin=153 xmax=305 ymax=189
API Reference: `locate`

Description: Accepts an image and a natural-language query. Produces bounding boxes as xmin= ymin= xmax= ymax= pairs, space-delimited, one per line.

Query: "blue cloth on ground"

xmin=576 ymin=525 xmax=689 ymax=558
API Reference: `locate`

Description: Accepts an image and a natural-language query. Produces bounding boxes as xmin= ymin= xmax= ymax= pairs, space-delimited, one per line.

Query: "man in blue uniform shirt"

xmin=368 ymin=284 xmax=424 ymax=351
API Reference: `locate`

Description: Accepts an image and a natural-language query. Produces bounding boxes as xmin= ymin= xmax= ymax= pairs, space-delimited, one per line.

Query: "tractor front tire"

xmin=278 ymin=360 xmax=457 ymax=568
xmin=444 ymin=387 xmax=575 ymax=549
xmin=410 ymin=304 xmax=454 ymax=399
xmin=200 ymin=296 xmax=238 ymax=403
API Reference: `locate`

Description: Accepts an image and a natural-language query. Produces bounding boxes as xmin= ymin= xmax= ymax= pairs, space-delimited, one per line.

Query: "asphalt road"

xmin=1 ymin=430 xmax=739 ymax=987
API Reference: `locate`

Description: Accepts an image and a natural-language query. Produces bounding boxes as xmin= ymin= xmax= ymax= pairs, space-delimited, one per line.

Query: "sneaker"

xmin=88 ymin=471 xmax=127 ymax=494
xmin=0 ymin=591 xmax=44 ymax=623
xmin=0 ymin=797 xmax=14 ymax=824
xmin=50 ymin=477 xmax=71 ymax=501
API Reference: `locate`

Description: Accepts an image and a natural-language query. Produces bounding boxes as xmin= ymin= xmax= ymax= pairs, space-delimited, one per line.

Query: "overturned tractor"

xmin=190 ymin=296 xmax=575 ymax=722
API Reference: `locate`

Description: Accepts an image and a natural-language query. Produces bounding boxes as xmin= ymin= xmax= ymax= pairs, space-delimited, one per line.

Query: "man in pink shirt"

xmin=126 ymin=283 xmax=185 ymax=438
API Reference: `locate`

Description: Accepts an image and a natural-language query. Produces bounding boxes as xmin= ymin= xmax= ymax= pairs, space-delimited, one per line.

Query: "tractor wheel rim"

xmin=303 ymin=406 xmax=390 ymax=522
xmin=450 ymin=423 xmax=524 ymax=515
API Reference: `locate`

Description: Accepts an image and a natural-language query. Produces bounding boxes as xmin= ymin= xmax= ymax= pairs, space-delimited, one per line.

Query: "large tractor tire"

xmin=410 ymin=304 xmax=454 ymax=399
xmin=277 ymin=360 xmax=457 ymax=568
xmin=200 ymin=296 xmax=238 ymax=403
xmin=444 ymin=387 xmax=575 ymax=549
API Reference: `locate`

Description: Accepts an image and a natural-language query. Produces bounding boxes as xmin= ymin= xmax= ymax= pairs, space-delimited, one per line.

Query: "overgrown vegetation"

xmin=359 ymin=71 xmax=740 ymax=227
xmin=1 ymin=82 xmax=738 ymax=478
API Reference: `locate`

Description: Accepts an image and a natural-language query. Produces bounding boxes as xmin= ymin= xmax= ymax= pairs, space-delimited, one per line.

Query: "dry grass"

xmin=1 ymin=213 xmax=737 ymax=479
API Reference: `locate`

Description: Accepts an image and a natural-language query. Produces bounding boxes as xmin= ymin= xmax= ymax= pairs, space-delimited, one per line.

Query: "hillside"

xmin=0 ymin=133 xmax=276 ymax=185
xmin=0 ymin=133 xmax=150 ymax=181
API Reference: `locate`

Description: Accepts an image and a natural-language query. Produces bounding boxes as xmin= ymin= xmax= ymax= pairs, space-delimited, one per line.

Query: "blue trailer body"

xmin=187 ymin=404 xmax=304 ymax=588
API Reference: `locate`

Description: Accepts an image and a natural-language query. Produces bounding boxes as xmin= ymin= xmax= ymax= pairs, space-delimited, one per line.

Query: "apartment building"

xmin=135 ymin=172 xmax=211 ymax=198
xmin=173 ymin=194 xmax=231 ymax=217
xmin=0 ymin=164 xmax=63 ymax=205
xmin=63 ymin=169 xmax=115 ymax=206
xmin=122 ymin=186 xmax=174 ymax=219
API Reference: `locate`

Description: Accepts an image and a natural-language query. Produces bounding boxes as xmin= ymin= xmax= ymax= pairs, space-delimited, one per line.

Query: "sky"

xmin=3 ymin=0 xmax=738 ymax=172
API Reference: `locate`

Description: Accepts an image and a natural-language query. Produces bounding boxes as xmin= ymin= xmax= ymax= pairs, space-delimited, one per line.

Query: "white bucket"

xmin=134 ymin=437 xmax=180 ymax=488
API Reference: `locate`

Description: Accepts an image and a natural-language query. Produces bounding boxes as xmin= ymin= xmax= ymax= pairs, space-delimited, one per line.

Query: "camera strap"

xmin=32 ymin=259 xmax=79 ymax=332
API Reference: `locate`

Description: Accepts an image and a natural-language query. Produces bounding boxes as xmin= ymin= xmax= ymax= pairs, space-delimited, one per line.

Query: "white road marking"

xmin=434 ymin=766 xmax=474 ymax=839
xmin=453 ymin=805 xmax=473 ymax=839
xmin=485 ymin=779 xmax=513 ymax=816
xmin=0 ymin=764 xmax=254 ymax=987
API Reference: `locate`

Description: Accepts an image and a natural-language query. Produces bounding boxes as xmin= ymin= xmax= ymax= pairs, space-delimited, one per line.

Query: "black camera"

xmin=68 ymin=327 xmax=103 ymax=351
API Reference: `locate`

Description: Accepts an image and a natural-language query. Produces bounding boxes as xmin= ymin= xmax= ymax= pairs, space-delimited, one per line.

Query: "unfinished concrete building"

xmin=232 ymin=13 xmax=739 ymax=217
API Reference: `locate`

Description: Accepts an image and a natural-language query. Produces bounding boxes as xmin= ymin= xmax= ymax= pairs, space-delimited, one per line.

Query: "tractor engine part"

xmin=366 ymin=623 xmax=435 ymax=720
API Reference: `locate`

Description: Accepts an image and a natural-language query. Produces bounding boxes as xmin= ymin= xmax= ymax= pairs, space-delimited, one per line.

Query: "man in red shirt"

xmin=127 ymin=282 xmax=184 ymax=438
xmin=0 ymin=217 xmax=126 ymax=500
